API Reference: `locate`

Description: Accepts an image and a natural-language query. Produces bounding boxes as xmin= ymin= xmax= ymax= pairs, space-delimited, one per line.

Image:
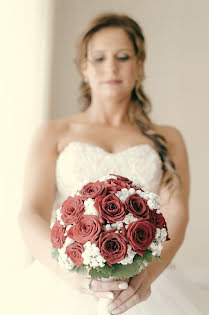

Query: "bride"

xmin=6 ymin=12 xmax=208 ymax=315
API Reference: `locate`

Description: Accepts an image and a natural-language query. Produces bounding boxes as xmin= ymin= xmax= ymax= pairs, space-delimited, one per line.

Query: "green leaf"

xmin=111 ymin=255 xmax=145 ymax=279
xmin=95 ymin=264 xmax=112 ymax=276
xmin=73 ymin=265 xmax=88 ymax=276
xmin=51 ymin=247 xmax=59 ymax=261
xmin=154 ymin=256 xmax=163 ymax=263
xmin=89 ymin=268 xmax=108 ymax=279
xmin=89 ymin=263 xmax=112 ymax=279
xmin=144 ymin=250 xmax=153 ymax=263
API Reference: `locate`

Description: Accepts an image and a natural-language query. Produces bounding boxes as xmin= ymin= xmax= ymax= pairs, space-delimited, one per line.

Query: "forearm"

xmin=18 ymin=210 xmax=69 ymax=279
xmin=147 ymin=215 xmax=189 ymax=284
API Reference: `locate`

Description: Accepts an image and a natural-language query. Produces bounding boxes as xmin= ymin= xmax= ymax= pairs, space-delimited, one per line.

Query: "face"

xmin=81 ymin=27 xmax=142 ymax=100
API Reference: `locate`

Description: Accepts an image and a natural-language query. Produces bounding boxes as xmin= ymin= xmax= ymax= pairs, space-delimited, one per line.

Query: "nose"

xmin=106 ymin=56 xmax=118 ymax=75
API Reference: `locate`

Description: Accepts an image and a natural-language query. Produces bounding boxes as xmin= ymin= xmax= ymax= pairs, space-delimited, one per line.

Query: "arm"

xmin=146 ymin=126 xmax=190 ymax=283
xmin=18 ymin=121 xmax=67 ymax=277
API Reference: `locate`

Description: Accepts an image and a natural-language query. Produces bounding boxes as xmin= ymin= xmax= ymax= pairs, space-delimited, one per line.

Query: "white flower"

xmin=129 ymin=188 xmax=136 ymax=195
xmin=83 ymin=256 xmax=91 ymax=265
xmin=148 ymin=242 xmax=163 ymax=256
xmin=83 ymin=198 xmax=99 ymax=216
xmin=155 ymin=228 xmax=161 ymax=241
xmin=104 ymin=224 xmax=112 ymax=231
xmin=82 ymin=241 xmax=106 ymax=268
xmin=136 ymin=190 xmax=160 ymax=210
xmin=121 ymin=188 xmax=130 ymax=195
xmin=111 ymin=221 xmax=123 ymax=231
xmin=56 ymin=207 xmax=65 ymax=226
xmin=123 ymin=213 xmax=138 ymax=225
xmin=64 ymin=225 xmax=72 ymax=236
xmin=58 ymin=237 xmax=75 ymax=259
xmin=65 ymin=237 xmax=75 ymax=246
xmin=66 ymin=225 xmax=72 ymax=232
xmin=160 ymin=228 xmax=168 ymax=242
xmin=119 ymin=245 xmax=136 ymax=265
xmin=58 ymin=244 xmax=75 ymax=270
xmin=115 ymin=191 xmax=122 ymax=198
xmin=119 ymin=195 xmax=127 ymax=203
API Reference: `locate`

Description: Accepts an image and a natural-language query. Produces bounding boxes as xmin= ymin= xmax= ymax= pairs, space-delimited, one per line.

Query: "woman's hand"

xmin=68 ymin=273 xmax=129 ymax=300
xmin=107 ymin=269 xmax=151 ymax=314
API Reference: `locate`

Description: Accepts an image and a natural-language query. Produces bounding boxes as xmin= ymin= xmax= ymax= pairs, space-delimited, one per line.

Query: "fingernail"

xmin=118 ymin=282 xmax=128 ymax=289
xmin=107 ymin=292 xmax=114 ymax=299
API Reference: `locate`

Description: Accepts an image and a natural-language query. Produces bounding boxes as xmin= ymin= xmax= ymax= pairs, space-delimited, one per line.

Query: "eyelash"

xmin=94 ymin=56 xmax=130 ymax=62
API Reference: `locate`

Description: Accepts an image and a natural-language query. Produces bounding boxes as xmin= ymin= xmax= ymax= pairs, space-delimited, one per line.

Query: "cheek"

xmin=126 ymin=64 xmax=137 ymax=78
xmin=89 ymin=65 xmax=104 ymax=78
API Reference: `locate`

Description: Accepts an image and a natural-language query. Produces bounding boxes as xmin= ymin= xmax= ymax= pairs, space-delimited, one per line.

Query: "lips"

xmin=104 ymin=80 xmax=122 ymax=84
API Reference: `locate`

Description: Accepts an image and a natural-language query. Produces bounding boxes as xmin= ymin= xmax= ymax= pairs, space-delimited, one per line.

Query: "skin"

xmin=19 ymin=27 xmax=190 ymax=314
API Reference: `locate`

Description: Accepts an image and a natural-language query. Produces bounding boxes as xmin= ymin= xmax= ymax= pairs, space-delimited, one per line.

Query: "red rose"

xmin=164 ymin=221 xmax=170 ymax=241
xmin=109 ymin=174 xmax=133 ymax=185
xmin=150 ymin=209 xmax=165 ymax=229
xmin=94 ymin=194 xmax=126 ymax=224
xmin=65 ymin=242 xmax=84 ymax=266
xmin=150 ymin=210 xmax=170 ymax=241
xmin=105 ymin=179 xmax=131 ymax=194
xmin=131 ymin=185 xmax=144 ymax=192
xmin=61 ymin=196 xmax=85 ymax=225
xmin=97 ymin=229 xmax=128 ymax=266
xmin=127 ymin=219 xmax=156 ymax=257
xmin=79 ymin=181 xmax=107 ymax=200
xmin=125 ymin=194 xmax=150 ymax=219
xmin=67 ymin=215 xmax=102 ymax=244
xmin=51 ymin=220 xmax=66 ymax=249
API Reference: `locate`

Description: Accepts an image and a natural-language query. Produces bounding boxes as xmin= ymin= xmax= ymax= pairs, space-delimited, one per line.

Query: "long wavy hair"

xmin=74 ymin=12 xmax=181 ymax=198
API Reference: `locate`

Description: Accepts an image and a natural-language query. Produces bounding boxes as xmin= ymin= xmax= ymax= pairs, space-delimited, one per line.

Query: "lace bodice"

xmin=51 ymin=141 xmax=163 ymax=225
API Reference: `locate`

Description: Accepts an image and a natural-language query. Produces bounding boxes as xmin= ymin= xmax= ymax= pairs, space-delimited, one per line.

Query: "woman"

xmin=6 ymin=12 xmax=208 ymax=315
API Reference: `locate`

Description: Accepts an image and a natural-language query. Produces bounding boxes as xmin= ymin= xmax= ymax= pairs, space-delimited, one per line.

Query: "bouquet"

xmin=51 ymin=174 xmax=170 ymax=315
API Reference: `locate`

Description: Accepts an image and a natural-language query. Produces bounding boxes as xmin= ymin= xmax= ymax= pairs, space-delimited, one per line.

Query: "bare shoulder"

xmin=154 ymin=123 xmax=189 ymax=168
xmin=154 ymin=123 xmax=186 ymax=152
xmin=34 ymin=115 xmax=78 ymax=150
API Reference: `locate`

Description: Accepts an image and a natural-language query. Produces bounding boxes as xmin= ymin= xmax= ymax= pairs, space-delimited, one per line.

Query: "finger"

xmin=109 ymin=287 xmax=151 ymax=315
xmin=108 ymin=286 xmax=151 ymax=314
xmin=109 ymin=291 xmax=140 ymax=314
xmin=108 ymin=283 xmax=135 ymax=313
xmin=90 ymin=279 xmax=129 ymax=292
xmin=94 ymin=291 xmax=115 ymax=299
xmin=81 ymin=288 xmax=115 ymax=299
xmin=108 ymin=270 xmax=148 ymax=310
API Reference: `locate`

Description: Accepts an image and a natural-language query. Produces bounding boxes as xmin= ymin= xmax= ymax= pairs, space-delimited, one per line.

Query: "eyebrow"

xmin=90 ymin=48 xmax=133 ymax=53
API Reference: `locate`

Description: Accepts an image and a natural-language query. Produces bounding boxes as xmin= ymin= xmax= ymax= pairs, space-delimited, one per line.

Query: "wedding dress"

xmin=4 ymin=141 xmax=209 ymax=314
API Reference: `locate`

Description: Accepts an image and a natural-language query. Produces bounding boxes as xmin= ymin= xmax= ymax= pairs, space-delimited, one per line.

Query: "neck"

xmin=84 ymin=95 xmax=134 ymax=128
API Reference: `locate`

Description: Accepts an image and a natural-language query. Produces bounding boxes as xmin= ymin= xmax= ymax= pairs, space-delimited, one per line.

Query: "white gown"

xmin=3 ymin=141 xmax=209 ymax=315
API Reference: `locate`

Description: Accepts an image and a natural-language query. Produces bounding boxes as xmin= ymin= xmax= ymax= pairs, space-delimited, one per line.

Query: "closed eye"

xmin=94 ymin=56 xmax=130 ymax=62
xmin=118 ymin=56 xmax=130 ymax=61
xmin=94 ymin=57 xmax=104 ymax=62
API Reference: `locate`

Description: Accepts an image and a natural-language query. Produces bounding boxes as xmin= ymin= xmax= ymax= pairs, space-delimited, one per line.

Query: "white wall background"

xmin=49 ymin=0 xmax=209 ymax=269
xmin=0 ymin=0 xmax=55 ymax=287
